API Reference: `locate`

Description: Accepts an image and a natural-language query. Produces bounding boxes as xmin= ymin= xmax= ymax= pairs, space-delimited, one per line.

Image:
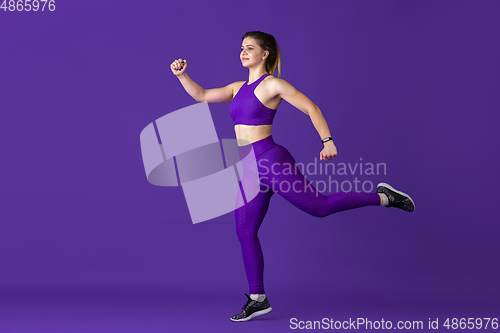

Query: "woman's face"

xmin=240 ymin=37 xmax=267 ymax=68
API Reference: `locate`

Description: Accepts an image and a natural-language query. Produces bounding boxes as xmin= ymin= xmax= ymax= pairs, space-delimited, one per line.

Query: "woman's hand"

xmin=170 ymin=58 xmax=187 ymax=76
xmin=320 ymin=141 xmax=338 ymax=161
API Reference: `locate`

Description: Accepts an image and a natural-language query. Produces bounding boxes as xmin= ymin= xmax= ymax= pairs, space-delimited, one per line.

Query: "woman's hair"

xmin=242 ymin=31 xmax=281 ymax=78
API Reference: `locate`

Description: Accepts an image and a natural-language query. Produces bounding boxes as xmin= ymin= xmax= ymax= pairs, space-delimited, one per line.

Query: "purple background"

xmin=1 ymin=0 xmax=499 ymax=332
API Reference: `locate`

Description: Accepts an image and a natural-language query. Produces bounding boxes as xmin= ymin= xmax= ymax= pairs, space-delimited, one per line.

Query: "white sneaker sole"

xmin=377 ymin=182 xmax=415 ymax=211
xmin=230 ymin=307 xmax=273 ymax=322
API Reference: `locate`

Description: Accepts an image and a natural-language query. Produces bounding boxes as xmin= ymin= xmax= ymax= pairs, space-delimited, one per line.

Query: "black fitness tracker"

xmin=321 ymin=137 xmax=333 ymax=144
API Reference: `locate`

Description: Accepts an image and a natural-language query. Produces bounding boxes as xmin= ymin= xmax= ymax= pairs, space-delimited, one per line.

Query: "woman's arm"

xmin=272 ymin=78 xmax=332 ymax=141
xmin=271 ymin=78 xmax=338 ymax=160
xmin=177 ymin=73 xmax=243 ymax=103
xmin=176 ymin=72 xmax=205 ymax=102
xmin=171 ymin=58 xmax=240 ymax=103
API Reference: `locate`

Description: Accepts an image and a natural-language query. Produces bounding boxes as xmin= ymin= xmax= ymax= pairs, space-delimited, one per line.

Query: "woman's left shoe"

xmin=377 ymin=182 xmax=415 ymax=212
xmin=230 ymin=294 xmax=273 ymax=322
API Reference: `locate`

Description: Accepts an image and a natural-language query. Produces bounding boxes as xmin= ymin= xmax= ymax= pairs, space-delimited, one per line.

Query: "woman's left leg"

xmin=257 ymin=144 xmax=381 ymax=217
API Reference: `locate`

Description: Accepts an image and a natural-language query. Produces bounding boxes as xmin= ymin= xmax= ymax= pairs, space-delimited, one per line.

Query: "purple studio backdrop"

xmin=1 ymin=0 xmax=499 ymax=332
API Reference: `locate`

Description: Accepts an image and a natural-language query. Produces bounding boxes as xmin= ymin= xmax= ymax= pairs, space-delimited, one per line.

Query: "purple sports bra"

xmin=229 ymin=73 xmax=277 ymax=126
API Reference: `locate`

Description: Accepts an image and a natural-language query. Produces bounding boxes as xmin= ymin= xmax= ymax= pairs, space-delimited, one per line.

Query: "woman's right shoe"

xmin=376 ymin=182 xmax=415 ymax=212
xmin=230 ymin=294 xmax=273 ymax=322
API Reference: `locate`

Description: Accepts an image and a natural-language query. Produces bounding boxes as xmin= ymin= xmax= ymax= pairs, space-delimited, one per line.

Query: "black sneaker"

xmin=230 ymin=294 xmax=272 ymax=322
xmin=377 ymin=182 xmax=415 ymax=212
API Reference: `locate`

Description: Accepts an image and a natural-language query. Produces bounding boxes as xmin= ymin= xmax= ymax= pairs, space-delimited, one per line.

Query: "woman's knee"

xmin=235 ymin=220 xmax=257 ymax=237
xmin=236 ymin=229 xmax=257 ymax=244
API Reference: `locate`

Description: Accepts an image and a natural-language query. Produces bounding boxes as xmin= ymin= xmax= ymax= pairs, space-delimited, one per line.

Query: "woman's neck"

xmin=247 ymin=69 xmax=268 ymax=84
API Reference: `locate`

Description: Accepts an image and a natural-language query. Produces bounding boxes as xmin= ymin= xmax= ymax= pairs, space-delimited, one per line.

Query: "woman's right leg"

xmin=234 ymin=182 xmax=274 ymax=295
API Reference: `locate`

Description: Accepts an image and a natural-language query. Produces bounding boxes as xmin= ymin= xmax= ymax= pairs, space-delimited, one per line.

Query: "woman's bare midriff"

xmin=235 ymin=124 xmax=272 ymax=146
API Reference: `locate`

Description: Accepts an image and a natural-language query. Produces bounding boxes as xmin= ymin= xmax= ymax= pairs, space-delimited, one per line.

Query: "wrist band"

xmin=321 ymin=137 xmax=333 ymax=144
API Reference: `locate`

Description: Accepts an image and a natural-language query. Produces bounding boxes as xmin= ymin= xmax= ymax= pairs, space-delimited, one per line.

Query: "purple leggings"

xmin=234 ymin=135 xmax=381 ymax=294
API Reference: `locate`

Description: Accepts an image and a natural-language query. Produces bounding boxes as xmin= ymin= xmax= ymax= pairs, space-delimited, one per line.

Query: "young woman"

xmin=170 ymin=31 xmax=415 ymax=322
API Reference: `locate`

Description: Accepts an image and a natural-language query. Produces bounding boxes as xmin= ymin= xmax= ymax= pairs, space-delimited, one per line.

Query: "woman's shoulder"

xmin=229 ymin=80 xmax=246 ymax=88
xmin=225 ymin=80 xmax=247 ymax=99
xmin=224 ymin=80 xmax=246 ymax=91
xmin=264 ymin=74 xmax=288 ymax=85
xmin=263 ymin=75 xmax=293 ymax=94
